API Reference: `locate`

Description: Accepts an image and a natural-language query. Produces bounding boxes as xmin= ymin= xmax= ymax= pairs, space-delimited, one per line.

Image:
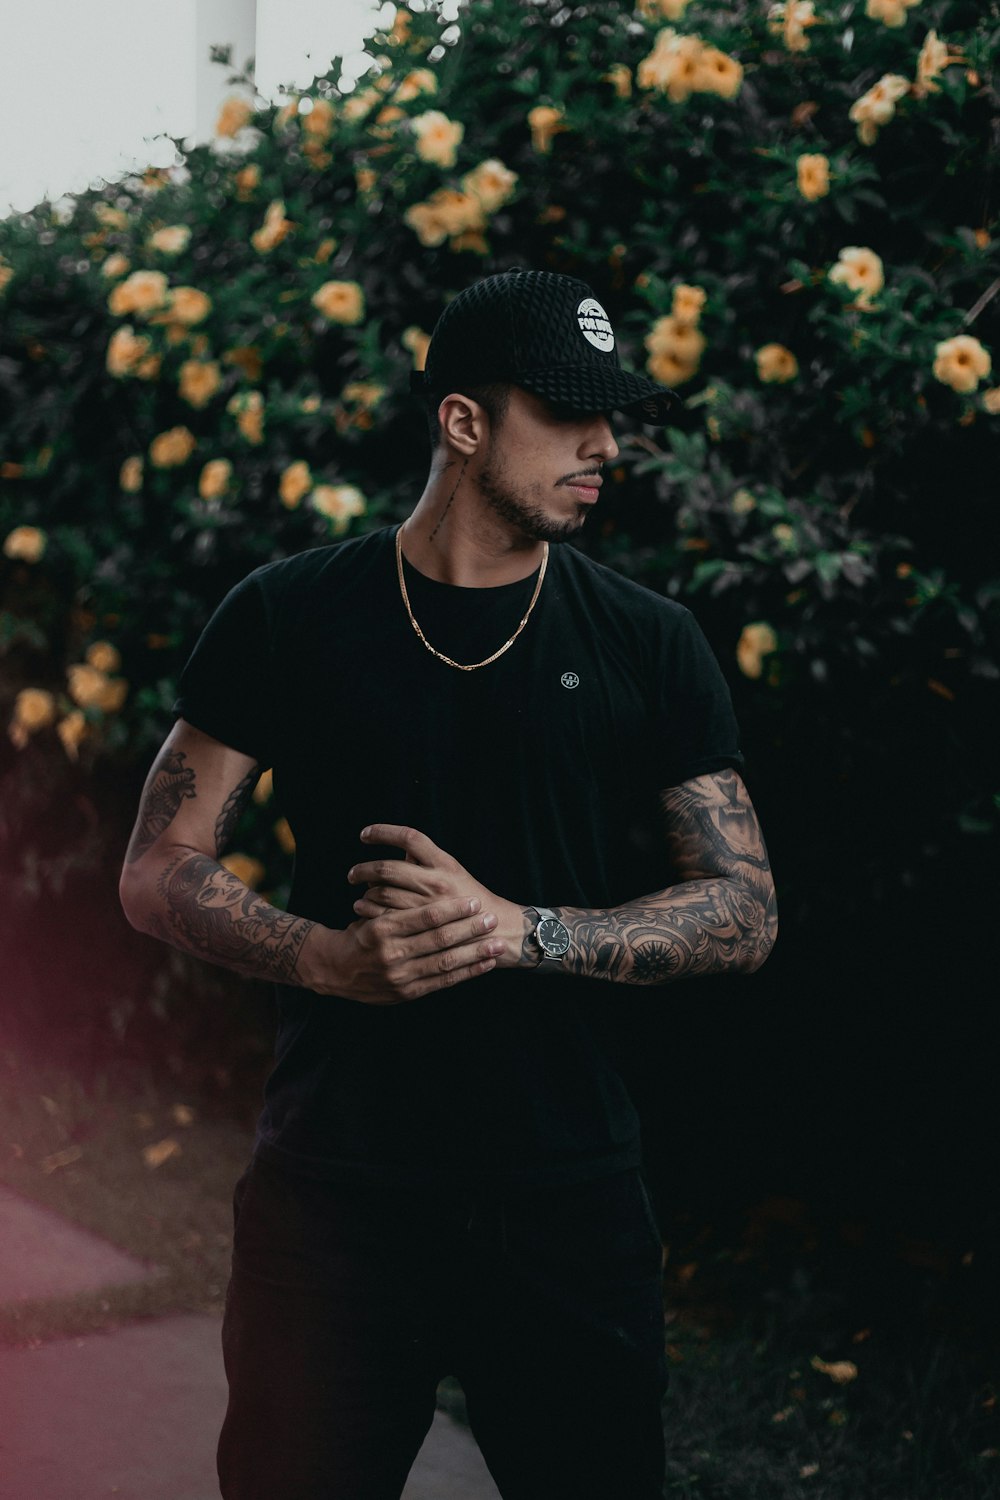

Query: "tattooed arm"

xmin=119 ymin=721 xmax=503 ymax=1004
xmin=538 ymin=769 xmax=777 ymax=984
xmin=350 ymin=769 xmax=776 ymax=987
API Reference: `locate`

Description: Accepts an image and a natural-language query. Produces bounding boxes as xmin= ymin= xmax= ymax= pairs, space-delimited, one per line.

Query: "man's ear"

xmin=438 ymin=393 xmax=489 ymax=456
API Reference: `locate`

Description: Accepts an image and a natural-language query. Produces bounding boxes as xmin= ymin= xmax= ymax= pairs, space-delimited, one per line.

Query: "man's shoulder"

xmin=240 ymin=526 xmax=395 ymax=599
xmin=554 ymin=543 xmax=693 ymax=625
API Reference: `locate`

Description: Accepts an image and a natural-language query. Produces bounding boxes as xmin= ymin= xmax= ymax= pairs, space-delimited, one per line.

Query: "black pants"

xmin=218 ymin=1156 xmax=669 ymax=1500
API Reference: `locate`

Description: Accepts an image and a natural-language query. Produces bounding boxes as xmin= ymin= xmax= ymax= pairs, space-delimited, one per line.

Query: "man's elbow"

xmin=743 ymin=888 xmax=778 ymax=974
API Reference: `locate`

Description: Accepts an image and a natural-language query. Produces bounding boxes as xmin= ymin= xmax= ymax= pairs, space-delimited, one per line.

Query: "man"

xmin=120 ymin=268 xmax=776 ymax=1500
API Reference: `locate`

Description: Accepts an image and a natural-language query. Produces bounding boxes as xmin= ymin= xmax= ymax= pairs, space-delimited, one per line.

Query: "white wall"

xmin=0 ymin=0 xmax=382 ymax=219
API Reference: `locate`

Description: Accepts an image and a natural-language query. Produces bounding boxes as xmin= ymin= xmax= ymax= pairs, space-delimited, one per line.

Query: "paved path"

xmin=0 ymin=1186 xmax=501 ymax=1498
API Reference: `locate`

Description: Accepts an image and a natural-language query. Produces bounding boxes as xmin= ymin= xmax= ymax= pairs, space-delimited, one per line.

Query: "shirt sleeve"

xmin=172 ymin=570 xmax=277 ymax=767
xmin=652 ymin=606 xmax=745 ymax=789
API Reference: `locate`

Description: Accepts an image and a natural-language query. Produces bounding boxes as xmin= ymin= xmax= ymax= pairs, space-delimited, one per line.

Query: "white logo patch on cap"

xmin=576 ymin=297 xmax=615 ymax=353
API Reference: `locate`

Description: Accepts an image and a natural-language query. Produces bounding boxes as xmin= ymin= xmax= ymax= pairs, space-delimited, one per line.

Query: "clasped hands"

xmin=325 ymin=824 xmax=529 ymax=1006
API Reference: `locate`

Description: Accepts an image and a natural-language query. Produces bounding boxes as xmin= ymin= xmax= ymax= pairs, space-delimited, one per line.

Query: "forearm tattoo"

xmin=152 ymin=851 xmax=314 ymax=984
xmin=214 ymin=767 xmax=259 ymax=856
xmin=543 ymin=770 xmax=777 ymax=986
xmin=125 ymin=750 xmax=197 ymax=864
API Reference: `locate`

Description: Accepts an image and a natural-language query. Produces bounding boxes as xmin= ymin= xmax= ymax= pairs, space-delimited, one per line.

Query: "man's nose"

xmin=584 ymin=416 xmax=619 ymax=462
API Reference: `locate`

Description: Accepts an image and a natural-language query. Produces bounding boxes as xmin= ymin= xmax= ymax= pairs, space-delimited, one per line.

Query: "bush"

xmin=1 ymin=0 xmax=998 ymax=1050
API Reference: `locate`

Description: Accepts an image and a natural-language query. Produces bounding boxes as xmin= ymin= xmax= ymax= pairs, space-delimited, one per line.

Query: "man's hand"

xmin=299 ymin=894 xmax=505 ymax=1005
xmin=348 ymin=824 xmax=527 ymax=970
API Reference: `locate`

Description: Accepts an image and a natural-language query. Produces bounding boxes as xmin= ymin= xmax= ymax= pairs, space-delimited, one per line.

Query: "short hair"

xmin=424 ymin=382 xmax=512 ymax=450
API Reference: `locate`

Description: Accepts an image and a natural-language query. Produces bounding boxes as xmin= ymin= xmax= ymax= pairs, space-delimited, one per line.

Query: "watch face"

xmin=538 ymin=917 xmax=570 ymax=957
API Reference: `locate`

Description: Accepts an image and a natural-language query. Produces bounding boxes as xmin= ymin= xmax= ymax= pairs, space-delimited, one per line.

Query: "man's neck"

xmin=402 ymin=473 xmax=544 ymax=588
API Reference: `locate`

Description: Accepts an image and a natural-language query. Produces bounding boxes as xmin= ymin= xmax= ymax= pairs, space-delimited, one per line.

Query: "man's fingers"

xmin=359 ymin=824 xmax=446 ymax=866
xmin=399 ymin=915 xmax=503 ymax=964
xmin=372 ymin=896 xmax=483 ymax=937
xmin=348 ymin=858 xmax=428 ymax=891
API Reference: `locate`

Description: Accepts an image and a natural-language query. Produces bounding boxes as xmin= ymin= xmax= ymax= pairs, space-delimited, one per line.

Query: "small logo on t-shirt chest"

xmin=560 ymin=672 xmax=580 ymax=689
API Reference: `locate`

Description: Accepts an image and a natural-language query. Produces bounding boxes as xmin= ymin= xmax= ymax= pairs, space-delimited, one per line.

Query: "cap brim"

xmin=516 ymin=364 xmax=678 ymax=424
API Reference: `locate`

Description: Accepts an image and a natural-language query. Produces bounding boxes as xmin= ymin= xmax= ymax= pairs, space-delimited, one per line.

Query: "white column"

xmin=195 ymin=0 xmax=259 ymax=143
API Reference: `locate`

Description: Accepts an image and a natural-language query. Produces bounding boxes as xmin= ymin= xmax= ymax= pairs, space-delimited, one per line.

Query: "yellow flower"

xmin=461 ymin=159 xmax=518 ymax=214
xmin=149 ymin=426 xmax=197 ymax=468
xmin=342 ymin=382 xmax=385 ymax=409
xmin=56 ymin=709 xmax=88 ymax=761
xmin=302 ymin=98 xmax=335 ymax=139
xmin=767 ymin=2 xmax=820 ymax=52
xmin=148 ymin=225 xmax=190 ymax=255
xmin=279 ymin=460 xmax=313 ymax=509
xmin=828 ymin=246 xmax=885 ymax=308
xmin=216 ymin=96 xmax=253 ymax=137
xmin=221 ymin=852 xmax=266 ymax=888
xmin=756 ymin=343 xmax=799 ymax=383
xmin=310 ymin=483 xmax=366 ymax=533
xmin=107 ymin=269 xmax=169 ymax=318
xmin=810 ymin=1356 xmax=859 ymax=1384
xmin=101 ymin=252 xmax=131 ymax=279
xmin=299 ymin=394 xmax=322 ymax=413
xmin=106 ymin=326 xmax=161 ymax=380
xmin=646 ymin=347 xmax=700 ymax=386
xmin=527 ymin=104 xmax=566 ymax=153
xmin=982 ymin=387 xmax=1000 ymax=414
xmin=199 ymin=458 xmax=232 ymax=500
xmin=695 ymin=47 xmax=743 ymax=100
xmin=402 ymin=326 xmax=431 ymax=370
xmin=252 ymin=767 xmax=274 ymax=804
xmin=228 ymin=390 xmax=265 ymax=444
xmin=865 ymin=0 xmax=920 ymax=25
xmin=94 ymin=203 xmax=128 ymax=230
xmin=395 ymin=68 xmax=437 ymax=103
xmin=0 ymin=256 xmax=14 ymax=295
xmin=119 ymin=456 xmax=143 ymax=492
xmin=732 ymin=488 xmax=756 ymax=515
xmin=86 ymin=641 xmax=121 ymax=674
xmin=67 ymin=662 xmax=126 ymax=711
xmin=273 ymin=818 xmax=297 ymax=856
xmin=3 ymin=525 xmax=47 ymax=562
xmin=796 ymin=153 xmax=830 ymax=201
xmin=603 ymin=64 xmax=633 ymax=98
xmin=311 ymin=280 xmax=365 ymax=324
xmin=252 ymin=199 xmax=293 ymax=253
xmin=849 ymin=74 xmax=910 ymax=145
xmin=449 ymin=230 xmax=489 ymax=255
xmin=9 ymin=688 xmax=56 ymax=749
xmin=411 ymin=110 xmax=464 ymax=168
xmin=933 ymin=334 xmax=992 ymax=394
xmin=914 ymin=30 xmax=964 ymax=97
xmin=646 ymin=314 xmax=707 ymax=366
xmin=235 ymin=164 xmax=260 ymax=199
xmin=355 ymin=167 xmax=377 ymax=195
xmin=671 ymin=284 xmax=706 ymax=325
xmin=177 ymin=359 xmax=222 ymax=409
xmin=737 ymin=622 xmax=778 ymax=679
xmin=223 ymin=345 xmax=263 ymax=382
xmin=342 ymin=87 xmax=379 ymax=122
xmin=772 ymin=523 xmax=795 ymax=548
xmin=166 ymin=286 xmax=212 ymax=325
xmin=404 ymin=189 xmax=486 ymax=248
xmin=637 ymin=30 xmax=705 ymax=103
xmin=638 ymin=0 xmax=692 ymax=17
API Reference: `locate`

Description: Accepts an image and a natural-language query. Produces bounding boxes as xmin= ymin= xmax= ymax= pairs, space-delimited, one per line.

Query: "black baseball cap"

xmin=410 ymin=269 xmax=678 ymax=423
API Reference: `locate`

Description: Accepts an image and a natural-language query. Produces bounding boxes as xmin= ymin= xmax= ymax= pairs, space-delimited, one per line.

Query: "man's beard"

xmin=477 ymin=451 xmax=587 ymax=544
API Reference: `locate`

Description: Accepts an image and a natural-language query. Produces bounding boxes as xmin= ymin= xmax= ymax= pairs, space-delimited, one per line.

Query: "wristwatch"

xmin=530 ymin=907 xmax=570 ymax=965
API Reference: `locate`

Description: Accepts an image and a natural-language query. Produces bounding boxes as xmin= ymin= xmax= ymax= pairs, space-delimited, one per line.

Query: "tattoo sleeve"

xmin=529 ymin=769 xmax=777 ymax=986
xmin=125 ymin=750 xmax=197 ymax=864
xmin=214 ymin=767 xmax=260 ymax=856
xmin=149 ymin=850 xmax=315 ymax=985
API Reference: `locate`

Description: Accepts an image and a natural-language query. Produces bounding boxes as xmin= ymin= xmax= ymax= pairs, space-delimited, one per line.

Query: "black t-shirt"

xmin=173 ymin=525 xmax=744 ymax=1186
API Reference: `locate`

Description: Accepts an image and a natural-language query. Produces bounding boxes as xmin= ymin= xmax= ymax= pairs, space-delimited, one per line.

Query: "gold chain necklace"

xmin=395 ymin=524 xmax=549 ymax=672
